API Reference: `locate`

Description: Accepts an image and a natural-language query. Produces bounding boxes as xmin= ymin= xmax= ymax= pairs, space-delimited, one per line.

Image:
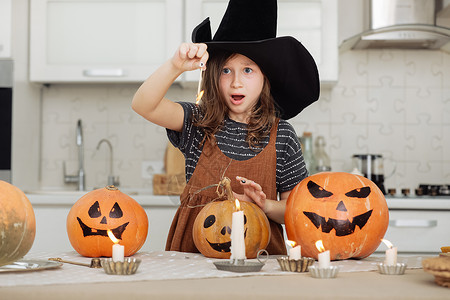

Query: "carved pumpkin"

xmin=0 ymin=181 xmax=36 ymax=266
xmin=285 ymin=172 xmax=389 ymax=260
xmin=192 ymin=178 xmax=271 ymax=259
xmin=67 ymin=186 xmax=148 ymax=257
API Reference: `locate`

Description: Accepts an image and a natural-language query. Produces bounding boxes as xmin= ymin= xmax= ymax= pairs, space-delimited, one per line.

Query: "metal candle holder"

xmin=101 ymin=258 xmax=141 ymax=275
xmin=377 ymin=262 xmax=407 ymax=275
xmin=277 ymin=256 xmax=315 ymax=272
xmin=308 ymin=265 xmax=340 ymax=278
xmin=213 ymin=249 xmax=268 ymax=273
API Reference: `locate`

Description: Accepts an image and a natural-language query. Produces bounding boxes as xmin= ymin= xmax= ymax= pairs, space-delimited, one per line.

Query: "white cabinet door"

xmin=184 ymin=0 xmax=338 ymax=84
xmin=0 ymin=0 xmax=11 ymax=58
xmin=29 ymin=0 xmax=183 ymax=83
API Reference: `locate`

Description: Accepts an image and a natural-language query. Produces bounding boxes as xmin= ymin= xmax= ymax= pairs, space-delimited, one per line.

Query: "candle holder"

xmin=213 ymin=249 xmax=268 ymax=273
xmin=277 ymin=256 xmax=315 ymax=273
xmin=101 ymin=258 xmax=141 ymax=275
xmin=377 ymin=262 xmax=407 ymax=275
xmin=308 ymin=265 xmax=340 ymax=279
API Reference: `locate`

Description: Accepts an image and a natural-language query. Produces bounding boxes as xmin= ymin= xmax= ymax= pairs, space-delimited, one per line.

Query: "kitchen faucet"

xmin=96 ymin=138 xmax=119 ymax=187
xmin=64 ymin=119 xmax=85 ymax=191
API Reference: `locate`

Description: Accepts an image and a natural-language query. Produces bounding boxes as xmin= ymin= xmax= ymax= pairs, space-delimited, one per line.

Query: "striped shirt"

xmin=167 ymin=102 xmax=308 ymax=193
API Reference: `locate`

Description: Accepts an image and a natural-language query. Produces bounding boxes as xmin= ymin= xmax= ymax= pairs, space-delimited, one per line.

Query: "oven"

xmin=0 ymin=59 xmax=13 ymax=182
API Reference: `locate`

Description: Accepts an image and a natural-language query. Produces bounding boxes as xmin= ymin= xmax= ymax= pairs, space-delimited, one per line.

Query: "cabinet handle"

xmin=83 ymin=69 xmax=125 ymax=77
xmin=389 ymin=219 xmax=437 ymax=228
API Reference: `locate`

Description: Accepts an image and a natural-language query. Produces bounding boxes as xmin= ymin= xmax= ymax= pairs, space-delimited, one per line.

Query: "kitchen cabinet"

xmin=27 ymin=193 xmax=179 ymax=253
xmin=29 ymin=0 xmax=183 ymax=83
xmin=184 ymin=0 xmax=338 ymax=85
xmin=375 ymin=197 xmax=450 ymax=253
xmin=0 ymin=0 xmax=11 ymax=58
xmin=29 ymin=0 xmax=337 ymax=84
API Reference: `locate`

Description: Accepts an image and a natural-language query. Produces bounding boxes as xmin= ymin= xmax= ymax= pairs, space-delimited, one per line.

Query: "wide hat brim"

xmin=205 ymin=37 xmax=320 ymax=120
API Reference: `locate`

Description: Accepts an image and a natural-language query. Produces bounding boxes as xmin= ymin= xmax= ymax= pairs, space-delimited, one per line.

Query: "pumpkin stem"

xmin=105 ymin=185 xmax=119 ymax=191
xmin=216 ymin=177 xmax=234 ymax=201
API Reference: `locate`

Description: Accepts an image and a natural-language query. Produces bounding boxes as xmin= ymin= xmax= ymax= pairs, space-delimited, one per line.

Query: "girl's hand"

xmin=234 ymin=176 xmax=267 ymax=212
xmin=172 ymin=43 xmax=208 ymax=72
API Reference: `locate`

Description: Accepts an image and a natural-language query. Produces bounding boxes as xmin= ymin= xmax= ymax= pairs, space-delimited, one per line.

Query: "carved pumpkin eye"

xmin=345 ymin=187 xmax=371 ymax=198
xmin=109 ymin=202 xmax=123 ymax=218
xmin=307 ymin=180 xmax=333 ymax=198
xmin=204 ymin=215 xmax=216 ymax=228
xmin=88 ymin=201 xmax=101 ymax=218
xmin=244 ymin=215 xmax=247 ymax=225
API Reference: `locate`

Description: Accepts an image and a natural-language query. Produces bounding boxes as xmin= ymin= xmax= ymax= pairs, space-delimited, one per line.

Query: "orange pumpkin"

xmin=285 ymin=172 xmax=389 ymax=260
xmin=67 ymin=186 xmax=148 ymax=257
xmin=0 ymin=180 xmax=36 ymax=266
xmin=192 ymin=178 xmax=271 ymax=259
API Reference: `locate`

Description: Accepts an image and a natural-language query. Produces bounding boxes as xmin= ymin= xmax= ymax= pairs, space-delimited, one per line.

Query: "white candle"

xmin=108 ymin=229 xmax=124 ymax=262
xmin=289 ymin=246 xmax=301 ymax=260
xmin=318 ymin=250 xmax=330 ymax=268
xmin=315 ymin=240 xmax=330 ymax=268
xmin=230 ymin=200 xmax=246 ymax=260
xmin=381 ymin=239 xmax=398 ymax=266
xmin=112 ymin=243 xmax=124 ymax=262
xmin=385 ymin=246 xmax=397 ymax=266
xmin=286 ymin=240 xmax=301 ymax=260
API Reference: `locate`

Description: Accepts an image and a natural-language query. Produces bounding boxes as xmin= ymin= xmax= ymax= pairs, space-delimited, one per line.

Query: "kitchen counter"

xmin=0 ymin=251 xmax=448 ymax=300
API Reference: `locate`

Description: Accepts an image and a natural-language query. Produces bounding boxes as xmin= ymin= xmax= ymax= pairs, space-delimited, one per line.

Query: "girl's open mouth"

xmin=231 ymin=94 xmax=245 ymax=104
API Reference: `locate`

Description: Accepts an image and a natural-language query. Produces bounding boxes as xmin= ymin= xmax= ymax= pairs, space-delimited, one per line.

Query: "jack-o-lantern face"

xmin=193 ymin=200 xmax=270 ymax=259
xmin=67 ymin=186 xmax=148 ymax=258
xmin=285 ymin=172 xmax=389 ymax=261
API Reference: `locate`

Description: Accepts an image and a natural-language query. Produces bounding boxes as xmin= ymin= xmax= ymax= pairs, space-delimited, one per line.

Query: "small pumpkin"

xmin=67 ymin=186 xmax=148 ymax=257
xmin=192 ymin=177 xmax=271 ymax=259
xmin=0 ymin=180 xmax=36 ymax=266
xmin=285 ymin=172 xmax=389 ymax=260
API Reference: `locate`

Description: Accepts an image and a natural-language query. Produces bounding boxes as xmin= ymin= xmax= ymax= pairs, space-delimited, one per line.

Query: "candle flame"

xmin=286 ymin=240 xmax=296 ymax=248
xmin=235 ymin=199 xmax=241 ymax=211
xmin=107 ymin=230 xmax=119 ymax=244
xmin=195 ymin=90 xmax=204 ymax=105
xmin=381 ymin=239 xmax=394 ymax=249
xmin=315 ymin=240 xmax=325 ymax=253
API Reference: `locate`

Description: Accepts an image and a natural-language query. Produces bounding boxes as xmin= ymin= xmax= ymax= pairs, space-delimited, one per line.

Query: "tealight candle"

xmin=230 ymin=199 xmax=246 ymax=260
xmin=286 ymin=240 xmax=301 ymax=260
xmin=382 ymin=239 xmax=397 ymax=266
xmin=108 ymin=230 xmax=124 ymax=262
xmin=315 ymin=240 xmax=330 ymax=269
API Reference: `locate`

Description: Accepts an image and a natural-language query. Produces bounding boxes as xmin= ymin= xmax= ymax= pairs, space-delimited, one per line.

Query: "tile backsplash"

xmin=39 ymin=49 xmax=449 ymax=194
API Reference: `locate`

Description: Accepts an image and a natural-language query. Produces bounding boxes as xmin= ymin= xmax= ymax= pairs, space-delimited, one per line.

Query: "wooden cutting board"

xmin=164 ymin=143 xmax=185 ymax=175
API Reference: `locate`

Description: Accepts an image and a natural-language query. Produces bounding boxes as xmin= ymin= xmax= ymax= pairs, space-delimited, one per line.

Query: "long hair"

xmin=193 ymin=51 xmax=278 ymax=149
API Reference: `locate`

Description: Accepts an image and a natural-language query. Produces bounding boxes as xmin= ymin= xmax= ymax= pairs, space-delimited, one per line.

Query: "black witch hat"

xmin=192 ymin=0 xmax=320 ymax=120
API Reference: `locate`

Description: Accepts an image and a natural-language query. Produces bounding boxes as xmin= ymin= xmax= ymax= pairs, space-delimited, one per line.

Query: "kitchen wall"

xmin=11 ymin=0 xmax=450 ymax=193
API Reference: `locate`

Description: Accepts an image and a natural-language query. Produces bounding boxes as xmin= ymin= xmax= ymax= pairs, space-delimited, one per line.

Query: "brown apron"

xmin=165 ymin=120 xmax=286 ymax=255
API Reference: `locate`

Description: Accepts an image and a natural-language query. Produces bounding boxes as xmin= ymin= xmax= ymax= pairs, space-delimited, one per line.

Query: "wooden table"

xmin=1 ymin=268 xmax=448 ymax=299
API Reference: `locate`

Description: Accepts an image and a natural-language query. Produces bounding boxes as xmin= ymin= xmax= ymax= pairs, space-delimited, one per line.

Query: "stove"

xmin=387 ymin=184 xmax=450 ymax=197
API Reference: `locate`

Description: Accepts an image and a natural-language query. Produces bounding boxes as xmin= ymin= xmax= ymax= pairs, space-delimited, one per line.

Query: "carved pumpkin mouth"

xmin=303 ymin=210 xmax=373 ymax=236
xmin=206 ymin=228 xmax=247 ymax=252
xmin=77 ymin=217 xmax=129 ymax=239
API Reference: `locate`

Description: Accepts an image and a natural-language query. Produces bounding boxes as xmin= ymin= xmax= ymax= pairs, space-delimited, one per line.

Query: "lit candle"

xmin=230 ymin=199 xmax=246 ymax=260
xmin=195 ymin=63 xmax=204 ymax=105
xmin=381 ymin=239 xmax=397 ymax=265
xmin=108 ymin=230 xmax=124 ymax=262
xmin=315 ymin=240 xmax=330 ymax=268
xmin=286 ymin=240 xmax=301 ymax=260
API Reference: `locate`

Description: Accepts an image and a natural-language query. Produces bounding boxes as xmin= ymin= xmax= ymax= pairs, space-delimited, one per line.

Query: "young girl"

xmin=132 ymin=0 xmax=319 ymax=255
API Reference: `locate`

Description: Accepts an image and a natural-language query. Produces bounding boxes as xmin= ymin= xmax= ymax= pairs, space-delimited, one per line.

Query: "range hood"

xmin=340 ymin=0 xmax=450 ymax=50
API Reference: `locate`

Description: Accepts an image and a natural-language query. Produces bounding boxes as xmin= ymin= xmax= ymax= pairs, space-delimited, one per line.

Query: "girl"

xmin=132 ymin=0 xmax=319 ymax=255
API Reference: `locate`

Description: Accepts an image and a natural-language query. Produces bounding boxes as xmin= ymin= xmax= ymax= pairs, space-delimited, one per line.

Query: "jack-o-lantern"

xmin=0 ymin=181 xmax=36 ymax=266
xmin=285 ymin=172 xmax=389 ymax=260
xmin=192 ymin=177 xmax=271 ymax=259
xmin=67 ymin=186 xmax=148 ymax=257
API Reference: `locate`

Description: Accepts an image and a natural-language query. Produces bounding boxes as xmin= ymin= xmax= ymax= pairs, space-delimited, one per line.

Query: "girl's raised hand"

xmin=234 ymin=176 xmax=267 ymax=212
xmin=172 ymin=43 xmax=208 ymax=72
